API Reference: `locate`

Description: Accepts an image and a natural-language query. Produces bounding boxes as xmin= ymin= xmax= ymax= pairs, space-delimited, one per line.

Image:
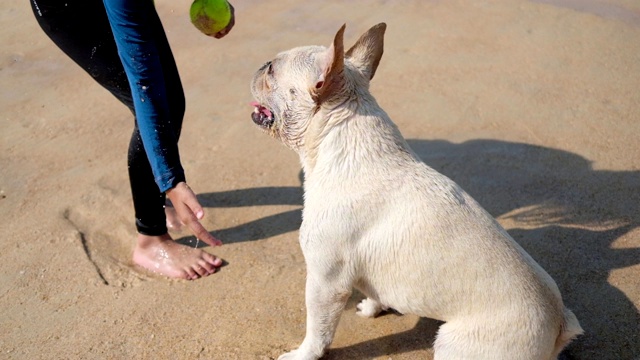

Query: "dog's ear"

xmin=311 ymin=24 xmax=346 ymax=105
xmin=345 ymin=23 xmax=386 ymax=80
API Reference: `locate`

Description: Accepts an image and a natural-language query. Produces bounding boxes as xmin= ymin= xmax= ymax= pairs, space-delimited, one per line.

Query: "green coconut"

xmin=190 ymin=0 xmax=231 ymax=36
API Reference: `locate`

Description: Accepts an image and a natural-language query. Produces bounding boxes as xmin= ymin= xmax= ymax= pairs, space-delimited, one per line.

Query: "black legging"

xmin=30 ymin=0 xmax=185 ymax=235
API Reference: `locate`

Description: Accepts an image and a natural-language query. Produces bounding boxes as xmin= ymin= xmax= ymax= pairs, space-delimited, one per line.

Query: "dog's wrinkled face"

xmin=250 ymin=46 xmax=327 ymax=150
xmin=250 ymin=23 xmax=386 ymax=153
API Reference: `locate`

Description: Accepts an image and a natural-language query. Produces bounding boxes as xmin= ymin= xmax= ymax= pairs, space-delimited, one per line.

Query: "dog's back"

xmin=303 ymin=93 xmax=582 ymax=359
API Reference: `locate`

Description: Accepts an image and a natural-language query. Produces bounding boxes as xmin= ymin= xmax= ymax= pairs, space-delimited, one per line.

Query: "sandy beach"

xmin=1 ymin=0 xmax=639 ymax=358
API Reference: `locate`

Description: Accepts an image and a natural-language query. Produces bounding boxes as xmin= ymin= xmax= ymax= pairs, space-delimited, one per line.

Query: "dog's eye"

xmin=267 ymin=62 xmax=274 ymax=76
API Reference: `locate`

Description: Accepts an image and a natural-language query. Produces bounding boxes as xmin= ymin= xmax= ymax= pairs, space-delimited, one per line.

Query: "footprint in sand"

xmin=62 ymin=178 xmax=148 ymax=287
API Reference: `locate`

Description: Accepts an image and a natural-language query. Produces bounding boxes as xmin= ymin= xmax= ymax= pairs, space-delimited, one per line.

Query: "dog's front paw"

xmin=278 ymin=349 xmax=319 ymax=360
xmin=356 ymin=298 xmax=385 ymax=318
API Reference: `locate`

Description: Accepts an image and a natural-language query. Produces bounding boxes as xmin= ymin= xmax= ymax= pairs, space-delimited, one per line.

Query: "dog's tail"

xmin=552 ymin=307 xmax=583 ymax=359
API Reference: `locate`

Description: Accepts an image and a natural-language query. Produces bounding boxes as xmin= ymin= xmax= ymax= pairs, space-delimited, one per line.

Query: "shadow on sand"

xmin=194 ymin=138 xmax=640 ymax=360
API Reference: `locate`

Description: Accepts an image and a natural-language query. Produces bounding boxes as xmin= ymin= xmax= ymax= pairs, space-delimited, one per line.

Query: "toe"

xmin=193 ymin=264 xmax=208 ymax=277
xmin=199 ymin=259 xmax=217 ymax=274
xmin=202 ymin=252 xmax=223 ymax=267
xmin=185 ymin=268 xmax=199 ymax=280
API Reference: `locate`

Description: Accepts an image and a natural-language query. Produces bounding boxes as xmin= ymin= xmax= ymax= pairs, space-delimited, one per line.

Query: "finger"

xmin=183 ymin=195 xmax=205 ymax=220
xmin=187 ymin=219 xmax=222 ymax=247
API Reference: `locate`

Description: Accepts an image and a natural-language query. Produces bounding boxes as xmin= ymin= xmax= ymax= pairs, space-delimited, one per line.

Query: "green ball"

xmin=190 ymin=0 xmax=231 ymax=36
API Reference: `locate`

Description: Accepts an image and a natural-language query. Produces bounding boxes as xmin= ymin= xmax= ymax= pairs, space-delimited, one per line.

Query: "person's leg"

xmin=30 ymin=0 xmax=134 ymax=110
xmin=31 ymin=0 xmax=176 ymax=235
xmin=102 ymin=0 xmax=222 ymax=279
xmin=125 ymin=0 xmax=185 ymax=237
xmin=32 ymin=0 xmax=221 ymax=279
xmin=31 ymin=0 xmax=157 ymax=229
xmin=129 ymin=127 xmax=221 ymax=280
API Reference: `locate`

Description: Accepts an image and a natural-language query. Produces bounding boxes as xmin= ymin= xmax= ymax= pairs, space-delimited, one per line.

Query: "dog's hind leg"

xmin=279 ymin=274 xmax=352 ymax=360
xmin=356 ymin=297 xmax=386 ymax=318
xmin=433 ymin=321 xmax=556 ymax=360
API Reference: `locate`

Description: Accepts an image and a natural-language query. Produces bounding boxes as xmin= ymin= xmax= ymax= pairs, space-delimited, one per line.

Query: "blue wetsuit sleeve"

xmin=103 ymin=0 xmax=185 ymax=192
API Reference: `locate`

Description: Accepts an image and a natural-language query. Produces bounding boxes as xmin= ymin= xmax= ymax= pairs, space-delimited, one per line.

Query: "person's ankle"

xmin=136 ymin=233 xmax=171 ymax=248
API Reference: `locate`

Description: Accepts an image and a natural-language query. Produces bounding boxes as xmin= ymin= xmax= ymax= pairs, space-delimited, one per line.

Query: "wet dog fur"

xmin=250 ymin=23 xmax=582 ymax=360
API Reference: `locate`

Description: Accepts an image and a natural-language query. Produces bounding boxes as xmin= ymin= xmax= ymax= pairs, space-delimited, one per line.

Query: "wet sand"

xmin=1 ymin=0 xmax=639 ymax=358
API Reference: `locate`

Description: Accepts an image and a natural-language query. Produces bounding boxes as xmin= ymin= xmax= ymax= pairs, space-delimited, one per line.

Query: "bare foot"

xmin=133 ymin=233 xmax=222 ymax=280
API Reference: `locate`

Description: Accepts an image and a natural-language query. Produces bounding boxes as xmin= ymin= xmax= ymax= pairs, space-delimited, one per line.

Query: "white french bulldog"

xmin=250 ymin=23 xmax=582 ymax=360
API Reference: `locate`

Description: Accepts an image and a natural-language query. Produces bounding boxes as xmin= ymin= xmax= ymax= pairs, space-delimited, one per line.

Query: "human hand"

xmin=166 ymin=182 xmax=222 ymax=247
xmin=212 ymin=2 xmax=235 ymax=39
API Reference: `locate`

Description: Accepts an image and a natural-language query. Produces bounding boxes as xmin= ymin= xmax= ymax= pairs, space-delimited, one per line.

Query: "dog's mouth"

xmin=250 ymin=101 xmax=275 ymax=128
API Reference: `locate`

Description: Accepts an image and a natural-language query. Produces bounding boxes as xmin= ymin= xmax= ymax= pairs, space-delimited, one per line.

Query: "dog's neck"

xmin=300 ymin=93 xmax=413 ymax=184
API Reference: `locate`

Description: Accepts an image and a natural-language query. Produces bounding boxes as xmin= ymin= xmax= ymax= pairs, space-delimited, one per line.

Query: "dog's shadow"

xmin=195 ymin=139 xmax=639 ymax=360
xmin=324 ymin=315 xmax=443 ymax=360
